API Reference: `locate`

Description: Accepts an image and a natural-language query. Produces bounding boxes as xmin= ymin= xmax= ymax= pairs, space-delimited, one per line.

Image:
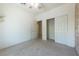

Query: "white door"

xmin=55 ymin=15 xmax=68 ymax=45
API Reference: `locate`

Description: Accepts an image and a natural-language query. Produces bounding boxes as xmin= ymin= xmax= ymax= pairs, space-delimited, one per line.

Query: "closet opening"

xmin=47 ymin=18 xmax=55 ymax=42
xmin=37 ymin=21 xmax=42 ymax=40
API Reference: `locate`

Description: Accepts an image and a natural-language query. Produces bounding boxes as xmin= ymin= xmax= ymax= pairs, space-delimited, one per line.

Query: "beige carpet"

xmin=0 ymin=39 xmax=77 ymax=56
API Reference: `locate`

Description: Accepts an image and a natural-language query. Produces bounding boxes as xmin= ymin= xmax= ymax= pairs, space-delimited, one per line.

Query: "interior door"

xmin=55 ymin=15 xmax=68 ymax=45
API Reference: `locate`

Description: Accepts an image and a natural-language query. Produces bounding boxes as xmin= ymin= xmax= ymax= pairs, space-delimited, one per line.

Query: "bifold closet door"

xmin=55 ymin=15 xmax=68 ymax=45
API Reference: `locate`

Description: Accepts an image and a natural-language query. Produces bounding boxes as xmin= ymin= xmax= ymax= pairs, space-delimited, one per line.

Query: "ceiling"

xmin=19 ymin=3 xmax=64 ymax=15
xmin=0 ymin=3 xmax=64 ymax=15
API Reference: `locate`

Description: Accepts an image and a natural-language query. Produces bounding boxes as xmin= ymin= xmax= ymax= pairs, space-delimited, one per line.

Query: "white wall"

xmin=55 ymin=15 xmax=68 ymax=47
xmin=0 ymin=4 xmax=3 ymax=15
xmin=36 ymin=4 xmax=75 ymax=47
xmin=0 ymin=4 xmax=37 ymax=49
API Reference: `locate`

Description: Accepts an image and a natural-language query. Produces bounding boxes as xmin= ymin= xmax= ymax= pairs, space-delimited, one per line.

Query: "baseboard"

xmin=0 ymin=39 xmax=32 ymax=50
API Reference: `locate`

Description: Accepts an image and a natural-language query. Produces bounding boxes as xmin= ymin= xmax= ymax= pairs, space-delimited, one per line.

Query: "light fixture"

xmin=21 ymin=3 xmax=40 ymax=8
xmin=30 ymin=3 xmax=39 ymax=8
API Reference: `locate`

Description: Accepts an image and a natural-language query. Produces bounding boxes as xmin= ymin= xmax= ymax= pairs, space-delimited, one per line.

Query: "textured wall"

xmin=0 ymin=4 xmax=37 ymax=49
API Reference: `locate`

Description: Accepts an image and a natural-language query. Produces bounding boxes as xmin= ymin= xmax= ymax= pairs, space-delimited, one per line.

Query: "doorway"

xmin=37 ymin=21 xmax=42 ymax=39
xmin=47 ymin=18 xmax=55 ymax=41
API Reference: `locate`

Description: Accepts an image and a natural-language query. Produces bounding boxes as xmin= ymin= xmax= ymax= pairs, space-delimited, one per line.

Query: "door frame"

xmin=46 ymin=18 xmax=55 ymax=41
xmin=37 ymin=21 xmax=42 ymax=39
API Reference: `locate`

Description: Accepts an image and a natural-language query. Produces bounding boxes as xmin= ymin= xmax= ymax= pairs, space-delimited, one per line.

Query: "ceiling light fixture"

xmin=30 ymin=3 xmax=39 ymax=8
xmin=21 ymin=3 xmax=40 ymax=8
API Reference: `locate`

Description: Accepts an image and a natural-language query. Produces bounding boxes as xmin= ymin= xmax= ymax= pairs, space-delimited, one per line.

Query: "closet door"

xmin=55 ymin=15 xmax=68 ymax=45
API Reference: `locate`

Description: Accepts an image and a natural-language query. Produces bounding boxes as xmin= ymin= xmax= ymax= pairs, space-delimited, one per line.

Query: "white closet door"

xmin=55 ymin=15 xmax=68 ymax=45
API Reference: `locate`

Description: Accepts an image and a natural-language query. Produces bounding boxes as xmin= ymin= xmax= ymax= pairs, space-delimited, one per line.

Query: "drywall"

xmin=0 ymin=4 xmax=4 ymax=49
xmin=0 ymin=4 xmax=37 ymax=49
xmin=0 ymin=4 xmax=3 ymax=16
xmin=36 ymin=4 xmax=75 ymax=47
xmin=55 ymin=15 xmax=68 ymax=47
xmin=47 ymin=19 xmax=54 ymax=40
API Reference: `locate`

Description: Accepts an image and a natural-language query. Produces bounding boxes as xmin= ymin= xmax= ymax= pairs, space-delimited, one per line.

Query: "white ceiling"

xmin=37 ymin=3 xmax=64 ymax=13
xmin=19 ymin=3 xmax=64 ymax=15
xmin=0 ymin=3 xmax=65 ymax=15
xmin=40 ymin=3 xmax=64 ymax=11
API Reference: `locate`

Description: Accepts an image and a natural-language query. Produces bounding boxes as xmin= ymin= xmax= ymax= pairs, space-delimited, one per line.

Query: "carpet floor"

xmin=0 ymin=39 xmax=77 ymax=56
